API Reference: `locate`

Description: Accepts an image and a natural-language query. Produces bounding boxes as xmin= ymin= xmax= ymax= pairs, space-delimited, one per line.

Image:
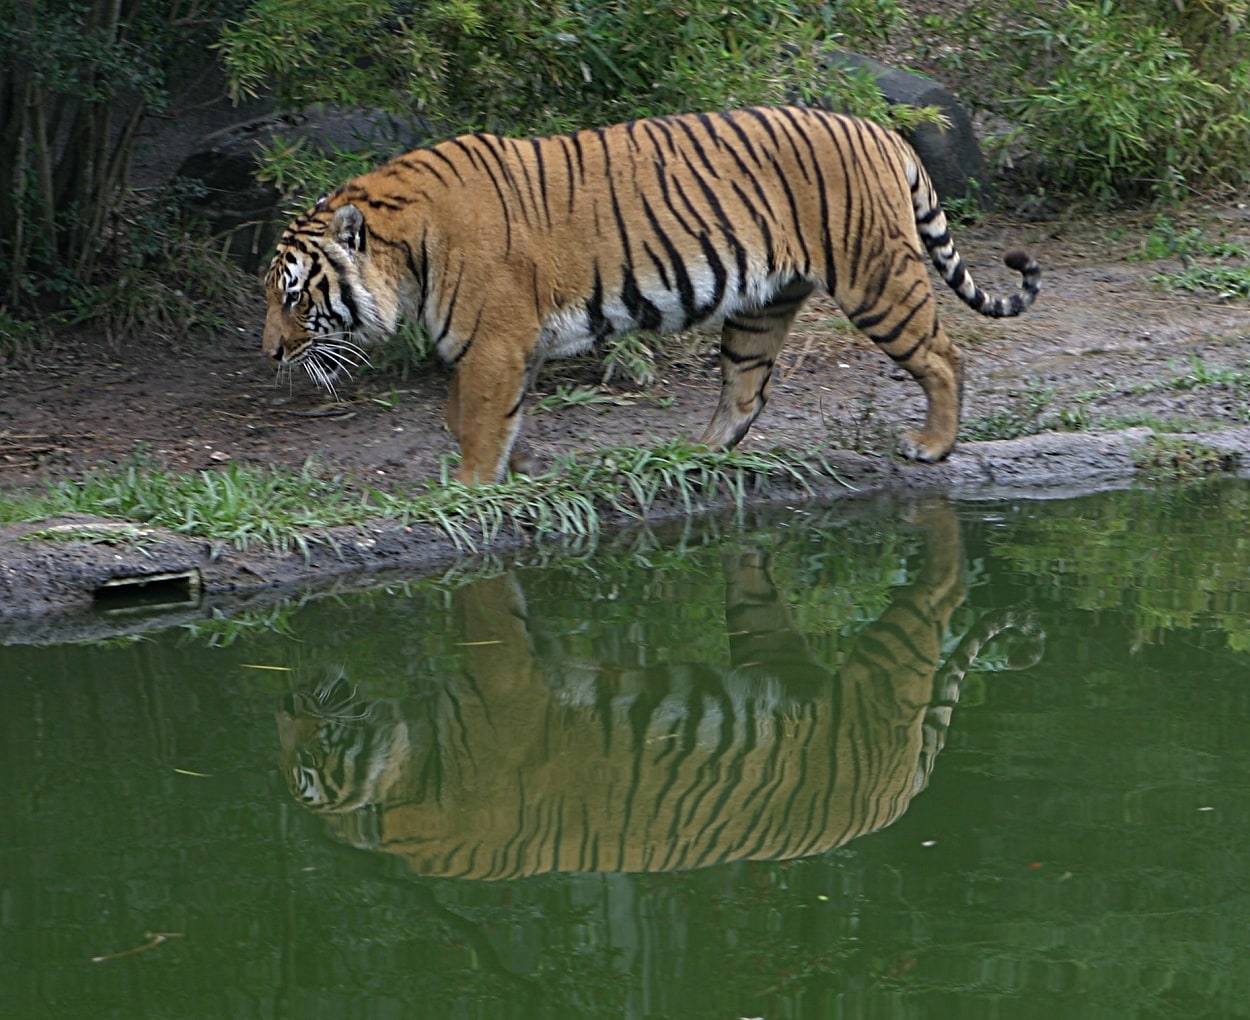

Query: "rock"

xmin=176 ymin=106 xmax=427 ymax=272
xmin=820 ymin=51 xmax=992 ymax=209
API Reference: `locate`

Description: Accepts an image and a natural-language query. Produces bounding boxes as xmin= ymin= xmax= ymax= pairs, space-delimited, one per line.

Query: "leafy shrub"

xmin=920 ymin=0 xmax=1250 ymax=200
xmin=221 ymin=0 xmax=819 ymax=137
xmin=219 ymin=0 xmax=937 ymax=203
xmin=0 ymin=0 xmax=248 ymax=306
xmin=0 ymin=307 xmax=47 ymax=365
xmin=1011 ymin=3 xmax=1233 ymax=198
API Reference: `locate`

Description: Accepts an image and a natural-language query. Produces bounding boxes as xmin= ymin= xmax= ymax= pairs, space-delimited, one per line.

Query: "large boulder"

xmin=176 ymin=107 xmax=427 ymax=273
xmin=820 ymin=51 xmax=993 ymax=209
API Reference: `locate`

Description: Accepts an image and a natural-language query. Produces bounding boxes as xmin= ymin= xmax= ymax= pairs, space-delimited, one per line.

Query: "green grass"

xmin=1 ymin=460 xmax=372 ymax=559
xmin=1133 ymin=435 xmax=1235 ymax=483
xmin=1136 ymin=217 xmax=1250 ymax=300
xmin=823 ymin=396 xmax=898 ymax=456
xmin=532 ymin=384 xmax=619 ymax=411
xmin=1131 ymin=355 xmax=1250 ymax=395
xmin=1085 ymin=411 xmax=1215 ymax=433
xmin=367 ymin=318 xmax=438 ymax=381
xmin=960 ymin=383 xmax=1062 ymax=442
xmin=0 ymin=441 xmax=846 ymax=556
xmin=600 ymin=332 xmax=659 ymax=388
xmin=963 ymin=399 xmax=1235 ymax=443
xmin=1156 ymin=263 xmax=1250 ymax=301
xmin=959 ymin=357 xmax=1250 ymax=444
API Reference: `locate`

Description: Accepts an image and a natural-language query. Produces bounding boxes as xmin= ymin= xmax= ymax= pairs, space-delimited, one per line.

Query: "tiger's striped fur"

xmin=263 ymin=105 xmax=1041 ymax=484
xmin=276 ymin=508 xmax=1044 ymax=879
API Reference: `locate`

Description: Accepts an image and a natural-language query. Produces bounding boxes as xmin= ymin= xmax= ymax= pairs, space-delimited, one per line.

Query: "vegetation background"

xmin=3 ymin=0 xmax=1250 ymax=355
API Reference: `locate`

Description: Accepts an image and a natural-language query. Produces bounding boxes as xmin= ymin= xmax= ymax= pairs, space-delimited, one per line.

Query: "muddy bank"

xmin=5 ymin=424 xmax=1249 ymax=646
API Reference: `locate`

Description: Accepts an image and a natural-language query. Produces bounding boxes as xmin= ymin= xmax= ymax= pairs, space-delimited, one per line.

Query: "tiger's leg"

xmin=446 ymin=339 xmax=538 ymax=485
xmin=699 ymin=279 xmax=814 ymax=450
xmin=841 ymin=259 xmax=961 ymax=462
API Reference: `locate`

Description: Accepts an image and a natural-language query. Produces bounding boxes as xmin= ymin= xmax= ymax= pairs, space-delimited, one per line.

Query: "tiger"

xmin=276 ymin=507 xmax=1044 ymax=880
xmin=262 ymin=105 xmax=1041 ymax=484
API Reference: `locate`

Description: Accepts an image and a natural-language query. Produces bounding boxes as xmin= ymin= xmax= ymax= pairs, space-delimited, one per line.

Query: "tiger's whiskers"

xmin=317 ymin=333 xmax=372 ymax=370
xmin=296 ymin=673 xmax=370 ymax=721
xmin=303 ymin=356 xmax=341 ymax=400
xmin=284 ymin=332 xmax=373 ymax=401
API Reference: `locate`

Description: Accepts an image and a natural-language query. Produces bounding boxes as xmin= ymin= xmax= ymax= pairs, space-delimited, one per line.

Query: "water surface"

xmin=3 ymin=483 xmax=1249 ymax=1019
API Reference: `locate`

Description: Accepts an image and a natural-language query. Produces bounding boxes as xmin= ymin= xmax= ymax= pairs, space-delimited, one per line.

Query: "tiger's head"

xmin=262 ymin=197 xmax=404 ymax=393
xmin=275 ymin=672 xmax=411 ymax=816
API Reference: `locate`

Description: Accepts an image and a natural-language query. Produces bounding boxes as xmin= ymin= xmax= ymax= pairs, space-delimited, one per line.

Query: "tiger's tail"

xmin=913 ymin=608 xmax=1044 ymax=793
xmin=907 ymin=161 xmax=1041 ymax=319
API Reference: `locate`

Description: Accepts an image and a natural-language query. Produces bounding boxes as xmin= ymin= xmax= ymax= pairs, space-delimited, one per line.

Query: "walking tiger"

xmin=262 ymin=106 xmax=1041 ymax=483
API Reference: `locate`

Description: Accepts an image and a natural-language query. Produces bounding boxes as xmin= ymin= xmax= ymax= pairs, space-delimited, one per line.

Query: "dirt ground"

xmin=4 ymin=202 xmax=1250 ymax=635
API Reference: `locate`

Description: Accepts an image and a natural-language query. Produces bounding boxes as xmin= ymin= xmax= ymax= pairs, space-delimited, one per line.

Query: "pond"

xmin=3 ymin=481 xmax=1250 ymax=1019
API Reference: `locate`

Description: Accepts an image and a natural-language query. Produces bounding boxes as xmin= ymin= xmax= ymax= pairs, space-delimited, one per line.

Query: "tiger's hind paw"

xmin=898 ymin=431 xmax=954 ymax=463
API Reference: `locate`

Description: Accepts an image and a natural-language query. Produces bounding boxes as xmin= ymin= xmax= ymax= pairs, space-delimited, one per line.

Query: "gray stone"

xmin=176 ymin=106 xmax=427 ymax=273
xmin=820 ymin=51 xmax=992 ymax=209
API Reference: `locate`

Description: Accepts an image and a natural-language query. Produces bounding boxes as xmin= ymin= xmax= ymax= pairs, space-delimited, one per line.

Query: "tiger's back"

xmin=264 ymin=106 xmax=1041 ymax=483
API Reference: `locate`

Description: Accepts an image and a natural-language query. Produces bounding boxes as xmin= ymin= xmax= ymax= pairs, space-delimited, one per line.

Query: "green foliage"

xmin=916 ymin=1 xmax=1250 ymax=200
xmin=1133 ymin=435 xmax=1235 ymax=483
xmin=4 ymin=458 xmax=371 ymax=558
xmin=0 ymin=307 xmax=47 ymax=365
xmin=532 ymin=384 xmax=616 ymax=412
xmin=0 ymin=0 xmax=248 ymax=305
xmin=1145 ymin=221 xmax=1250 ymax=301
xmin=579 ymin=438 xmax=839 ymax=516
xmin=1133 ymin=354 xmax=1250 ymax=394
xmin=218 ymin=0 xmax=963 ymax=228
xmin=1155 ymin=257 xmax=1250 ymax=301
xmin=253 ymin=137 xmax=386 ymax=217
xmin=1131 ymin=215 xmax=1250 ymax=263
xmin=959 ymin=356 xmax=1250 ymax=443
xmin=814 ymin=0 xmax=908 ymax=45
xmin=367 ymin=317 xmax=439 ymax=379
xmin=1084 ymin=409 xmax=1213 ymax=433
xmin=934 ymin=179 xmax=987 ymax=227
xmin=824 ymin=396 xmax=897 ymax=455
xmin=960 ymin=382 xmax=1066 ymax=442
xmin=60 ymin=187 xmax=252 ymax=343
xmin=794 ymin=60 xmax=945 ymax=133
xmin=600 ymin=332 xmax=658 ymax=389
xmin=399 ymin=440 xmax=842 ymax=549
xmin=222 ymin=0 xmax=818 ymax=137
xmin=1011 ymin=4 xmax=1224 ymax=198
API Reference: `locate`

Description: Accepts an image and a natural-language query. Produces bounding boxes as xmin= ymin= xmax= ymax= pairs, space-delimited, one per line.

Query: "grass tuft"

xmin=960 ymin=383 xmax=1061 ymax=442
xmin=0 ymin=460 xmax=369 ymax=558
xmin=1139 ymin=218 xmax=1250 ymax=301
xmin=0 ymin=442 xmax=846 ymax=556
xmin=1133 ymin=436 xmax=1236 ymax=483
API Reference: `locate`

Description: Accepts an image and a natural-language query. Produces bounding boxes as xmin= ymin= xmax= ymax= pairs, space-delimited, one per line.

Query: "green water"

xmin=3 ymin=483 xmax=1250 ymax=1019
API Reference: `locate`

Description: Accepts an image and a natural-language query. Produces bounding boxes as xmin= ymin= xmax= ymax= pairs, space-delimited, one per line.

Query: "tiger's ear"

xmin=331 ymin=204 xmax=366 ymax=253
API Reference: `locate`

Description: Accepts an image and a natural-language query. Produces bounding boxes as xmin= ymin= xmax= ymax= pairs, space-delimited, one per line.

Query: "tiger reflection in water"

xmin=277 ymin=506 xmax=1042 ymax=879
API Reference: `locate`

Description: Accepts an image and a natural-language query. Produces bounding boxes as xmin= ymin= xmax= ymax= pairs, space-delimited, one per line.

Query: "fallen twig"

xmin=91 ymin=931 xmax=184 ymax=964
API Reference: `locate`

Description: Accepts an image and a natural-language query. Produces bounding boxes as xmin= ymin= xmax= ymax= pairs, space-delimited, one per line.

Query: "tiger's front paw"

xmin=898 ymin=431 xmax=954 ymax=463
